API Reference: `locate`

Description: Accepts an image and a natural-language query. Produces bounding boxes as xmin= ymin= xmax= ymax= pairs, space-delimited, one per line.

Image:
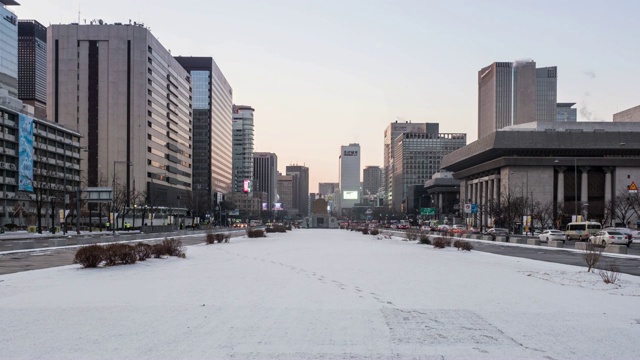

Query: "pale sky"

xmin=13 ymin=0 xmax=640 ymax=192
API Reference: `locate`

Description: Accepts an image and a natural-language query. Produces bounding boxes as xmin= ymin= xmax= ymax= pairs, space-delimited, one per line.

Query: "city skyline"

xmin=14 ymin=0 xmax=640 ymax=192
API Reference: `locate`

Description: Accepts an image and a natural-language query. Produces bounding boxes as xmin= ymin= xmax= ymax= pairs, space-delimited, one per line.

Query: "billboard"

xmin=243 ymin=179 xmax=251 ymax=193
xmin=18 ymin=114 xmax=34 ymax=192
xmin=343 ymin=190 xmax=359 ymax=200
xmin=262 ymin=202 xmax=268 ymax=210
xmin=343 ymin=150 xmax=358 ymax=156
xmin=273 ymin=203 xmax=283 ymax=211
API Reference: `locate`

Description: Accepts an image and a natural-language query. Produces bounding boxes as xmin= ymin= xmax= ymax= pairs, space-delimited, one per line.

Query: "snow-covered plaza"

xmin=1 ymin=229 xmax=639 ymax=359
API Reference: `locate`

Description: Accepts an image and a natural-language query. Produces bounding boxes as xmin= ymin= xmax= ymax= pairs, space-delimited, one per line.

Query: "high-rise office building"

xmin=318 ymin=182 xmax=339 ymax=197
xmin=363 ymin=165 xmax=382 ymax=195
xmin=0 ymin=0 xmax=18 ymax=97
xmin=48 ymin=23 xmax=193 ymax=208
xmin=536 ymin=67 xmax=557 ymax=123
xmin=613 ymin=105 xmax=640 ymax=122
xmin=253 ymin=152 xmax=278 ymax=211
xmin=556 ymin=102 xmax=577 ymax=122
xmin=384 ymin=122 xmax=439 ymax=209
xmin=392 ymin=132 xmax=466 ymax=212
xmin=277 ymin=173 xmax=293 ymax=211
xmin=478 ymin=61 xmax=559 ymax=139
xmin=339 ymin=143 xmax=361 ymax=211
xmin=286 ymin=164 xmax=309 ymax=217
xmin=175 ymin=56 xmax=233 ymax=208
xmin=478 ymin=61 xmax=536 ymax=139
xmin=231 ymin=105 xmax=254 ymax=193
xmin=18 ymin=19 xmax=47 ymax=119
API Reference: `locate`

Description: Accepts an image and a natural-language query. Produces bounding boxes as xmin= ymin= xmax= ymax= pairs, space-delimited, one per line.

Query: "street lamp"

xmin=112 ymin=160 xmax=132 ymax=234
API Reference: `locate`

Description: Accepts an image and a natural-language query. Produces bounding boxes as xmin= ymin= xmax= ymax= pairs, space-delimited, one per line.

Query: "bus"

xmin=565 ymin=221 xmax=602 ymax=241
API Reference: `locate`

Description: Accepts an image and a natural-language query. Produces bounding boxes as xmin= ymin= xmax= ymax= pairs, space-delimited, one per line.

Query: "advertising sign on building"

xmin=243 ymin=179 xmax=251 ymax=193
xmin=18 ymin=114 xmax=34 ymax=192
xmin=343 ymin=150 xmax=359 ymax=156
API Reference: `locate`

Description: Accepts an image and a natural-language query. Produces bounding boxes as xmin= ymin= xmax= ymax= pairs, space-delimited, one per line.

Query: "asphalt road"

xmin=1 ymin=229 xmax=639 ymax=277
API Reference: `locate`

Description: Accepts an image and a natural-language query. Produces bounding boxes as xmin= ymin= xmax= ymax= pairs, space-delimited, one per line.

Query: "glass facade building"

xmin=392 ymin=132 xmax=466 ymax=212
xmin=556 ymin=102 xmax=577 ymax=122
xmin=232 ymin=105 xmax=254 ymax=193
xmin=0 ymin=1 xmax=18 ymax=97
xmin=536 ymin=67 xmax=558 ymax=123
xmin=18 ymin=19 xmax=47 ymax=119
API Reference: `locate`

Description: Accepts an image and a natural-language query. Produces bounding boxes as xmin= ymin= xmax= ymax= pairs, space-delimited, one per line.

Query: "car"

xmin=604 ymin=227 xmax=634 ymax=247
xmin=589 ymin=230 xmax=627 ymax=246
xmin=485 ymin=228 xmax=509 ymax=241
xmin=539 ymin=229 xmax=566 ymax=243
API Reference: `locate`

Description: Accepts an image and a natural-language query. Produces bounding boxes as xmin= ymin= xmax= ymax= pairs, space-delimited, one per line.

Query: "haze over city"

xmin=14 ymin=0 xmax=640 ymax=191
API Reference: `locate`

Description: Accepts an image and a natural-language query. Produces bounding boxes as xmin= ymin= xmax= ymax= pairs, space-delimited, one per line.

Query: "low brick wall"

xmin=495 ymin=236 xmax=508 ymax=242
xmin=511 ymin=238 xmax=527 ymax=244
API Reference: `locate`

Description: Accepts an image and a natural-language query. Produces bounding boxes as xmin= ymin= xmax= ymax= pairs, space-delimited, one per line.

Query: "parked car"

xmin=604 ymin=227 xmax=633 ymax=247
xmin=539 ymin=229 xmax=566 ymax=243
xmin=589 ymin=230 xmax=627 ymax=246
xmin=485 ymin=228 xmax=509 ymax=241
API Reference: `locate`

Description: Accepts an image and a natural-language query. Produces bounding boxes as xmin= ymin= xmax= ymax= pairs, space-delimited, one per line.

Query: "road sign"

xmin=421 ymin=208 xmax=435 ymax=215
xmin=629 ymin=182 xmax=638 ymax=194
xmin=471 ymin=204 xmax=478 ymax=214
xmin=464 ymin=203 xmax=472 ymax=213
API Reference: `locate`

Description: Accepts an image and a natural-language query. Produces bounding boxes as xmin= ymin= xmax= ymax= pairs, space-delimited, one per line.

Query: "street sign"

xmin=421 ymin=208 xmax=435 ymax=215
xmin=629 ymin=182 xmax=638 ymax=194
xmin=464 ymin=203 xmax=471 ymax=213
xmin=471 ymin=204 xmax=478 ymax=214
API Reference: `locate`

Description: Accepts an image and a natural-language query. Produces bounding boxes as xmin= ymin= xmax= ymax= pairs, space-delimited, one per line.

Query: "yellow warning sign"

xmin=629 ymin=182 xmax=638 ymax=193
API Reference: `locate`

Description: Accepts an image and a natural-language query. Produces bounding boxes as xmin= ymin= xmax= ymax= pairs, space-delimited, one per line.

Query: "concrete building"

xmin=441 ymin=121 xmax=640 ymax=232
xmin=423 ymin=171 xmax=460 ymax=222
xmin=18 ymin=19 xmax=47 ymax=119
xmin=286 ymin=164 xmax=309 ymax=217
xmin=318 ymin=182 xmax=338 ymax=197
xmin=1 ymin=95 xmax=82 ymax=228
xmin=478 ymin=61 xmax=537 ymax=140
xmin=48 ymin=23 xmax=193 ymax=209
xmin=392 ymin=132 xmax=466 ymax=212
xmin=231 ymin=105 xmax=254 ymax=193
xmin=0 ymin=0 xmax=18 ymax=97
xmin=613 ymin=105 xmax=640 ymax=122
xmin=556 ymin=102 xmax=577 ymax=122
xmin=253 ymin=152 xmax=278 ymax=211
xmin=175 ymin=56 xmax=233 ymax=208
xmin=384 ymin=121 xmax=439 ymax=208
xmin=339 ymin=143 xmax=361 ymax=213
xmin=536 ymin=67 xmax=557 ymax=123
xmin=224 ymin=192 xmax=261 ymax=218
xmin=277 ymin=173 xmax=294 ymax=212
xmin=363 ymin=165 xmax=382 ymax=196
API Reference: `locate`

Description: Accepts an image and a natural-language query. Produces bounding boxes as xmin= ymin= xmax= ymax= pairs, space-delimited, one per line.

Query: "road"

xmin=1 ymin=229 xmax=639 ymax=276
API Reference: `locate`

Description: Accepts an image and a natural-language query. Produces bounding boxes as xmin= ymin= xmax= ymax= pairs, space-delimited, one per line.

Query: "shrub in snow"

xmin=274 ymin=224 xmax=287 ymax=233
xmin=224 ymin=233 xmax=231 ymax=243
xmin=162 ymin=238 xmax=186 ymax=258
xmin=583 ymin=242 xmax=603 ymax=272
xmin=454 ymin=240 xmax=473 ymax=251
xmin=432 ymin=237 xmax=451 ymax=249
xmin=135 ymin=243 xmax=153 ymax=261
xmin=247 ymin=229 xmax=265 ymax=238
xmin=205 ymin=233 xmax=216 ymax=245
xmin=214 ymin=233 xmax=225 ymax=243
xmin=598 ymin=261 xmax=621 ymax=284
xmin=419 ymin=234 xmax=431 ymax=245
xmin=74 ymin=245 xmax=105 ymax=268
xmin=370 ymin=229 xmax=379 ymax=236
xmin=286 ymin=225 xmax=292 ymax=231
xmin=152 ymin=243 xmax=168 ymax=258
xmin=406 ymin=228 xmax=420 ymax=241
xmin=362 ymin=228 xmax=369 ymax=235
xmin=104 ymin=244 xmax=137 ymax=266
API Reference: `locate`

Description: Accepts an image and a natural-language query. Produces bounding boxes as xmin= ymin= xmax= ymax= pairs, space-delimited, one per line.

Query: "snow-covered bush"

xmin=454 ymin=240 xmax=473 ymax=251
xmin=247 ymin=229 xmax=265 ymax=238
xmin=370 ymin=229 xmax=379 ymax=236
xmin=419 ymin=234 xmax=431 ymax=245
xmin=205 ymin=232 xmax=216 ymax=244
xmin=135 ymin=243 xmax=153 ymax=261
xmin=73 ymin=245 xmax=105 ymax=268
xmin=103 ymin=244 xmax=137 ymax=266
xmin=432 ymin=237 xmax=451 ymax=248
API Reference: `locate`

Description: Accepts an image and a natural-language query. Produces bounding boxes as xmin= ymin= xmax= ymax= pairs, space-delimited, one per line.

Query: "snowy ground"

xmin=1 ymin=230 xmax=639 ymax=360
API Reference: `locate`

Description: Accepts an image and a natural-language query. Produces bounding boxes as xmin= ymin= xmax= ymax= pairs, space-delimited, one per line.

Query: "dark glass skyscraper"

xmin=175 ymin=56 xmax=233 ymax=209
xmin=286 ymin=165 xmax=309 ymax=217
xmin=18 ymin=19 xmax=47 ymax=119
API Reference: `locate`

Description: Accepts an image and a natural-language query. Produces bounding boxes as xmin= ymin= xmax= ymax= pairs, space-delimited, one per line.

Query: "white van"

xmin=565 ymin=221 xmax=601 ymax=241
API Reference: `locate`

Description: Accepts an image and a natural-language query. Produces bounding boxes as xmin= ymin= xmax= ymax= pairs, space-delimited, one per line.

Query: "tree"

xmin=25 ymin=155 xmax=64 ymax=234
xmin=605 ymin=190 xmax=635 ymax=227
xmin=531 ymin=200 xmax=554 ymax=231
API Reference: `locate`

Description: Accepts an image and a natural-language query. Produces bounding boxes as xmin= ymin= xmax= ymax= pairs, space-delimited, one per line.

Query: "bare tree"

xmin=583 ymin=243 xmax=603 ymax=273
xmin=531 ymin=200 xmax=554 ymax=231
xmin=25 ymin=155 xmax=64 ymax=234
xmin=605 ymin=190 xmax=635 ymax=227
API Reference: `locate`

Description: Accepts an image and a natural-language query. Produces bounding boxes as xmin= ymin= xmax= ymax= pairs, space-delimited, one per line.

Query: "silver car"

xmin=539 ymin=230 xmax=566 ymax=243
xmin=589 ymin=230 xmax=627 ymax=246
xmin=604 ymin=227 xmax=633 ymax=247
